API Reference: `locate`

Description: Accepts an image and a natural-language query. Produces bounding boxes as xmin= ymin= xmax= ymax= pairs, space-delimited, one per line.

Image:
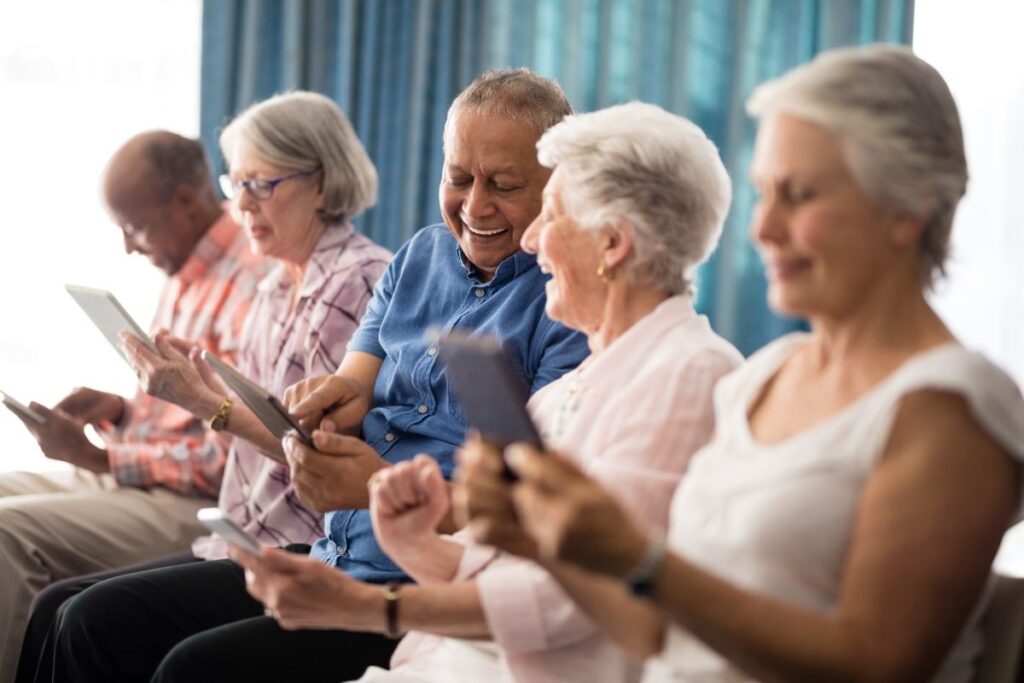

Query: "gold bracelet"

xmin=209 ymin=397 xmax=233 ymax=432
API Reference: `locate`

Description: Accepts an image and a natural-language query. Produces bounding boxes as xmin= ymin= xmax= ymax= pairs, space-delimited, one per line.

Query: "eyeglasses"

xmin=218 ymin=169 xmax=318 ymax=201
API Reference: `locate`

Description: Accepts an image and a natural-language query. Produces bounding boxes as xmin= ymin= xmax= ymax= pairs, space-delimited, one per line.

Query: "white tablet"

xmin=65 ymin=285 xmax=158 ymax=365
xmin=197 ymin=507 xmax=262 ymax=554
xmin=0 ymin=390 xmax=45 ymax=425
xmin=201 ymin=350 xmax=313 ymax=445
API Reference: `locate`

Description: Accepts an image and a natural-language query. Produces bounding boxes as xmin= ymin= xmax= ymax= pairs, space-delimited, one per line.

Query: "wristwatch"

xmin=209 ymin=397 xmax=234 ymax=432
xmin=383 ymin=581 xmax=402 ymax=639
xmin=622 ymin=534 xmax=666 ymax=598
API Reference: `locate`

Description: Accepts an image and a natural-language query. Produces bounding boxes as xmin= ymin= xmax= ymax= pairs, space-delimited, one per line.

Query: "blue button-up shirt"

xmin=310 ymin=225 xmax=590 ymax=582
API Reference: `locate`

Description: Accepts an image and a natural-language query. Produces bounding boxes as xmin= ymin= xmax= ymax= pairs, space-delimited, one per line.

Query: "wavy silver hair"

xmin=220 ymin=91 xmax=377 ymax=223
xmin=537 ymin=101 xmax=731 ymax=295
xmin=747 ymin=44 xmax=967 ymax=287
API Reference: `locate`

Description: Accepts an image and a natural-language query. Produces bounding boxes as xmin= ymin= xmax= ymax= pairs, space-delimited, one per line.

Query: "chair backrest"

xmin=973 ymin=574 xmax=1024 ymax=683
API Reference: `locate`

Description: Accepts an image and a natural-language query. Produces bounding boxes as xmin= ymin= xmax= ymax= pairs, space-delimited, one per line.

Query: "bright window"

xmin=915 ymin=0 xmax=1024 ymax=386
xmin=0 ymin=0 xmax=201 ymax=473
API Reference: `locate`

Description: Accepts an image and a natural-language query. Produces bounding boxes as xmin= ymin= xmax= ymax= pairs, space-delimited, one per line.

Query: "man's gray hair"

xmin=537 ymin=101 xmax=731 ymax=296
xmin=746 ymin=44 xmax=967 ymax=288
xmin=444 ymin=68 xmax=572 ymax=144
xmin=220 ymin=91 xmax=377 ymax=223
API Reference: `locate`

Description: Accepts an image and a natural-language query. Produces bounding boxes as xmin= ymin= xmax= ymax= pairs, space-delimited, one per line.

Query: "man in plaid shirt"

xmin=0 ymin=131 xmax=264 ymax=683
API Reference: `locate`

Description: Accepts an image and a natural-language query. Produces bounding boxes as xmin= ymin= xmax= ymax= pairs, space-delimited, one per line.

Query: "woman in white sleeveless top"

xmin=460 ymin=45 xmax=1024 ymax=683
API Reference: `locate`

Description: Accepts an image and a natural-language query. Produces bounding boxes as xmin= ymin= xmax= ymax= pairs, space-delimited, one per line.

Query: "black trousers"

xmin=50 ymin=550 xmax=398 ymax=683
xmin=16 ymin=550 xmax=200 ymax=683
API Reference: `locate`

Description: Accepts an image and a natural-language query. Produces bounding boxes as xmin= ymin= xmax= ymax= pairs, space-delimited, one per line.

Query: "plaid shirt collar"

xmin=257 ymin=221 xmax=355 ymax=297
xmin=175 ymin=210 xmax=243 ymax=290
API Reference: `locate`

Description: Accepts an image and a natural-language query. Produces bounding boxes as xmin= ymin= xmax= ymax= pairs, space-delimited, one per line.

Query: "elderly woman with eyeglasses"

xmin=226 ymin=101 xmax=743 ymax=683
xmin=37 ymin=91 xmax=392 ymax=683
xmin=461 ymin=46 xmax=1024 ymax=683
xmin=51 ymin=69 xmax=590 ymax=683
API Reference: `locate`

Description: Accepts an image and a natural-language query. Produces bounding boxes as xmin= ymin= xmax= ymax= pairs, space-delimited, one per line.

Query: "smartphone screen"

xmin=438 ymin=332 xmax=543 ymax=479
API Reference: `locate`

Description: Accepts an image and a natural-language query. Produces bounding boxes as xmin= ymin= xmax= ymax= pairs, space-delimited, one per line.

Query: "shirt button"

xmin=241 ymin=484 xmax=251 ymax=498
xmin=427 ymin=346 xmax=438 ymax=357
xmin=417 ymin=404 xmax=428 ymax=414
xmin=384 ymin=432 xmax=395 ymax=442
xmin=474 ymin=288 xmax=485 ymax=298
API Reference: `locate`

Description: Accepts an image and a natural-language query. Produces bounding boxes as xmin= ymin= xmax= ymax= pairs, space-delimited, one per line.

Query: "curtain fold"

xmin=200 ymin=0 xmax=913 ymax=355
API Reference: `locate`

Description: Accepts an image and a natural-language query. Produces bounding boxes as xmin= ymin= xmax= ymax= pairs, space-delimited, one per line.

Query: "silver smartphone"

xmin=65 ymin=285 xmax=159 ymax=365
xmin=201 ymin=350 xmax=314 ymax=445
xmin=197 ymin=507 xmax=262 ymax=554
xmin=0 ymin=390 xmax=45 ymax=425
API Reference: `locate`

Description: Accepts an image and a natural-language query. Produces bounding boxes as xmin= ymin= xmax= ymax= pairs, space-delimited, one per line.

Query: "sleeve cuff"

xmin=447 ymin=529 xmax=499 ymax=581
xmin=476 ymin=560 xmax=550 ymax=653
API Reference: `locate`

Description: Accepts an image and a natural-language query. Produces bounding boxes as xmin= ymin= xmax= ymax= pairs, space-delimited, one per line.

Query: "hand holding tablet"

xmin=0 ymin=390 xmax=45 ymax=425
xmin=65 ymin=285 xmax=158 ymax=367
xmin=201 ymin=351 xmax=314 ymax=445
xmin=438 ymin=331 xmax=544 ymax=481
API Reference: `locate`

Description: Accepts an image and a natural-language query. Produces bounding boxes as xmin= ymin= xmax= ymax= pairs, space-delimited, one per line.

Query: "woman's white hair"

xmin=537 ymin=101 xmax=731 ymax=295
xmin=746 ymin=44 xmax=967 ymax=287
xmin=220 ymin=91 xmax=377 ymax=223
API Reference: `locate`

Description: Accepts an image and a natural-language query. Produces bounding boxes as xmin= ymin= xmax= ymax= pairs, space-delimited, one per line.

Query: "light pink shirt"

xmin=386 ymin=295 xmax=743 ymax=683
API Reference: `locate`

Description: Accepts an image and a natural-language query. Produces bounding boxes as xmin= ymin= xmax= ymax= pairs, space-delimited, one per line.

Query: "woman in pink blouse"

xmin=231 ymin=101 xmax=742 ymax=682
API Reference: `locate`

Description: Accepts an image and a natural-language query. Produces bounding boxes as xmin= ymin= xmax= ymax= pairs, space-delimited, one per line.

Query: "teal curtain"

xmin=200 ymin=0 xmax=913 ymax=355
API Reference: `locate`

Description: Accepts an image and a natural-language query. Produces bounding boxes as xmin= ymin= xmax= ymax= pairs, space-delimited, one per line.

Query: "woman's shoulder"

xmin=712 ymin=332 xmax=807 ymax=389
xmin=886 ymin=344 xmax=1024 ymax=459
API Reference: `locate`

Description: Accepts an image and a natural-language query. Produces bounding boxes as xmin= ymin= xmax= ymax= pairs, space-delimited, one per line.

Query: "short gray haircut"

xmin=220 ymin=91 xmax=377 ymax=223
xmin=444 ymin=68 xmax=572 ymax=144
xmin=746 ymin=44 xmax=967 ymax=288
xmin=537 ymin=101 xmax=731 ymax=296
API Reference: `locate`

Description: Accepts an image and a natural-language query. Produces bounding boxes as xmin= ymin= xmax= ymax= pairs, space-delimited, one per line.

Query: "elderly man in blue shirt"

xmin=53 ymin=68 xmax=589 ymax=683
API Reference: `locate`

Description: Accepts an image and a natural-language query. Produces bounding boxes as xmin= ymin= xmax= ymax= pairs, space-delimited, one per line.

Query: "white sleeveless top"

xmin=643 ymin=334 xmax=1024 ymax=683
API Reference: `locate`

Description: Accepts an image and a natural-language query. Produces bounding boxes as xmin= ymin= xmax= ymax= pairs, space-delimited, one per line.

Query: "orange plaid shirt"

xmin=104 ymin=211 xmax=265 ymax=498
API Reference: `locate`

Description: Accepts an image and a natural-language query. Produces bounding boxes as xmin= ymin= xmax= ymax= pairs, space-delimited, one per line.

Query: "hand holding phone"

xmin=0 ymin=391 xmax=45 ymax=425
xmin=197 ymin=508 xmax=262 ymax=554
xmin=65 ymin=285 xmax=158 ymax=366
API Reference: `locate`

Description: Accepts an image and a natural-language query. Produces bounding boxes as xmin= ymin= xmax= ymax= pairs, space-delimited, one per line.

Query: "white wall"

xmin=0 ymin=0 xmax=201 ymax=472
xmin=915 ymin=0 xmax=1024 ymax=385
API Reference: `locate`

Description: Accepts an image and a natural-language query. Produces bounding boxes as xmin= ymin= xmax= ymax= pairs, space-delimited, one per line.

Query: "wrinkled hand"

xmin=120 ymin=330 xmax=217 ymax=416
xmin=453 ymin=437 xmax=538 ymax=560
xmin=18 ymin=403 xmax=108 ymax=472
xmin=54 ymin=387 xmax=125 ymax=426
xmin=186 ymin=346 xmax=230 ymax=397
xmin=283 ymin=375 xmax=369 ymax=436
xmin=229 ymin=546 xmax=375 ymax=631
xmin=283 ymin=430 xmax=387 ymax=512
xmin=504 ymin=445 xmax=649 ymax=578
xmin=370 ymin=454 xmax=450 ymax=556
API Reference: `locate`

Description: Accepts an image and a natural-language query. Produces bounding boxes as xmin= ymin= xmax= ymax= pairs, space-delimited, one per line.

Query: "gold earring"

xmin=597 ymin=263 xmax=613 ymax=284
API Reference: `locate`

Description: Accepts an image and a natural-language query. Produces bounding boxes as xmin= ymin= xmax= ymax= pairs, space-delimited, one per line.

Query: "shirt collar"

xmin=455 ymin=246 xmax=537 ymax=287
xmin=173 ymin=210 xmax=241 ymax=290
xmin=257 ymin=221 xmax=355 ymax=297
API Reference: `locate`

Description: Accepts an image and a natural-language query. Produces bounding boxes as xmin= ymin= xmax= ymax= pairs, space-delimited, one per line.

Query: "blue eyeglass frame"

xmin=218 ymin=169 xmax=318 ymax=200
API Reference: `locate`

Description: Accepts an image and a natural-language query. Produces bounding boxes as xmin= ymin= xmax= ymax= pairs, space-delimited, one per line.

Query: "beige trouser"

xmin=0 ymin=469 xmax=209 ymax=683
